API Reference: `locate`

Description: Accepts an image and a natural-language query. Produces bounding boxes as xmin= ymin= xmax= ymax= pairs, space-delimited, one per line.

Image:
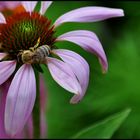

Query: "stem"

xmin=33 ymin=69 xmax=40 ymax=138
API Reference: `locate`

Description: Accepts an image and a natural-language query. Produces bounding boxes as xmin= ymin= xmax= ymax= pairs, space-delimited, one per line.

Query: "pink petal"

xmin=40 ymin=1 xmax=52 ymax=15
xmin=40 ymin=110 xmax=47 ymax=138
xmin=56 ymin=30 xmax=108 ymax=73
xmin=46 ymin=57 xmax=82 ymax=95
xmin=39 ymin=74 xmax=47 ymax=138
xmin=0 ymin=12 xmax=6 ymax=24
xmin=54 ymin=6 xmax=124 ymax=27
xmin=0 ymin=81 xmax=25 ymax=139
xmin=0 ymin=61 xmax=16 ymax=85
xmin=22 ymin=1 xmax=37 ymax=13
xmin=5 ymin=64 xmax=36 ymax=136
xmin=0 ymin=82 xmax=10 ymax=138
xmin=39 ymin=74 xmax=47 ymax=112
xmin=0 ymin=1 xmax=21 ymax=10
xmin=0 ymin=53 xmax=7 ymax=60
xmin=53 ymin=49 xmax=90 ymax=104
xmin=25 ymin=115 xmax=33 ymax=139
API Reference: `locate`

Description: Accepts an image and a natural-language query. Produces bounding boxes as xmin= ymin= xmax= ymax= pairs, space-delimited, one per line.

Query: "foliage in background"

xmin=72 ymin=109 xmax=131 ymax=139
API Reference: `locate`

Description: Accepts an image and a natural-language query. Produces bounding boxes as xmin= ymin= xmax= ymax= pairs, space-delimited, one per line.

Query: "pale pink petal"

xmin=22 ymin=1 xmax=37 ymax=13
xmin=53 ymin=49 xmax=89 ymax=104
xmin=40 ymin=1 xmax=52 ymax=15
xmin=5 ymin=64 xmax=36 ymax=136
xmin=56 ymin=30 xmax=108 ymax=73
xmin=0 ymin=12 xmax=6 ymax=24
xmin=0 ymin=53 xmax=7 ymax=60
xmin=54 ymin=6 xmax=124 ymax=27
xmin=46 ymin=57 xmax=82 ymax=95
xmin=0 ymin=61 xmax=16 ymax=85
xmin=0 ymin=1 xmax=21 ymax=10
xmin=0 ymin=81 xmax=25 ymax=138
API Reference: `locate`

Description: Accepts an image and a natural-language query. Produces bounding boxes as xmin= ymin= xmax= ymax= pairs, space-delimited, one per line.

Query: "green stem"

xmin=33 ymin=69 xmax=40 ymax=138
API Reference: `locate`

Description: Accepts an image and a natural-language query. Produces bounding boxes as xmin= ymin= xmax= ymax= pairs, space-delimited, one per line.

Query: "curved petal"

xmin=0 ymin=12 xmax=6 ymax=24
xmin=0 ymin=52 xmax=7 ymax=60
xmin=22 ymin=1 xmax=37 ymax=13
xmin=0 ymin=81 xmax=25 ymax=138
xmin=5 ymin=64 xmax=36 ymax=136
xmin=40 ymin=1 xmax=52 ymax=15
xmin=46 ymin=57 xmax=82 ymax=95
xmin=53 ymin=49 xmax=90 ymax=104
xmin=56 ymin=30 xmax=108 ymax=73
xmin=54 ymin=6 xmax=124 ymax=28
xmin=0 ymin=61 xmax=16 ymax=85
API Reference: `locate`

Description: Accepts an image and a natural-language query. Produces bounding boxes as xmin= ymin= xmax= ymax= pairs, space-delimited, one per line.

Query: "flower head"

xmin=0 ymin=1 xmax=124 ymax=137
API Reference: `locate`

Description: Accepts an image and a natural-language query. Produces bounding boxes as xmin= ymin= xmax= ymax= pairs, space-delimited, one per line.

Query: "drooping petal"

xmin=0 ymin=12 xmax=6 ymax=24
xmin=40 ymin=1 xmax=52 ymax=15
xmin=0 ymin=61 xmax=16 ymax=85
xmin=22 ymin=1 xmax=37 ymax=13
xmin=40 ymin=110 xmax=47 ymax=138
xmin=54 ymin=6 xmax=124 ymax=27
xmin=53 ymin=49 xmax=90 ymax=104
xmin=56 ymin=30 xmax=108 ymax=73
xmin=5 ymin=64 xmax=36 ymax=136
xmin=46 ymin=57 xmax=82 ymax=95
xmin=39 ymin=74 xmax=47 ymax=138
xmin=39 ymin=74 xmax=47 ymax=112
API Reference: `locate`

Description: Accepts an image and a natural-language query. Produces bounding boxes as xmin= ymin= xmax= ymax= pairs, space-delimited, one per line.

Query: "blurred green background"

xmin=41 ymin=1 xmax=140 ymax=139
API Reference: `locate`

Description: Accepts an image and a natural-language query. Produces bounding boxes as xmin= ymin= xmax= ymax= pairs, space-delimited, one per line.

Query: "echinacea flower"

xmin=0 ymin=1 xmax=124 ymax=137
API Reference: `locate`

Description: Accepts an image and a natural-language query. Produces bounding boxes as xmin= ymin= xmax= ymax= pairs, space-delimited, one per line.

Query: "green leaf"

xmin=72 ymin=108 xmax=131 ymax=139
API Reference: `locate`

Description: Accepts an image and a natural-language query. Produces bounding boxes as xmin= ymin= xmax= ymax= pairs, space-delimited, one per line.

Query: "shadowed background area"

xmin=39 ymin=1 xmax=140 ymax=139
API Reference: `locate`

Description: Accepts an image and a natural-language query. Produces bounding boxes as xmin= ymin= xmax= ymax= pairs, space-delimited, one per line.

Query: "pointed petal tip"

xmin=121 ymin=9 xmax=125 ymax=16
xmin=101 ymin=63 xmax=108 ymax=74
xmin=98 ymin=57 xmax=108 ymax=74
xmin=0 ymin=12 xmax=6 ymax=24
xmin=116 ymin=9 xmax=124 ymax=17
xmin=46 ymin=57 xmax=82 ymax=95
xmin=102 ymin=68 xmax=108 ymax=74
xmin=40 ymin=1 xmax=53 ymax=15
xmin=70 ymin=94 xmax=81 ymax=104
xmin=22 ymin=1 xmax=37 ymax=13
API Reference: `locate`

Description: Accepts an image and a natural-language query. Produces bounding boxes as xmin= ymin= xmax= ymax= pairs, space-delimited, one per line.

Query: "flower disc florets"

xmin=0 ymin=12 xmax=55 ymax=60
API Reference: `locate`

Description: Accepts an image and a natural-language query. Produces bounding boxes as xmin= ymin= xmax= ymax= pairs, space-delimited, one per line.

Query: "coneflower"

xmin=0 ymin=1 xmax=124 ymax=138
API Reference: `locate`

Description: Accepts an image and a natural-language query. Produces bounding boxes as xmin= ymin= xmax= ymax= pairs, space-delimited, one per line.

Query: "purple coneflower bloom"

xmin=0 ymin=1 xmax=124 ymax=137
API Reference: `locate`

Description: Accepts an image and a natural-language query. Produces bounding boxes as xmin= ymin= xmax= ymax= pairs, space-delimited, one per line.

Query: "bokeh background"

xmin=39 ymin=1 xmax=140 ymax=139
